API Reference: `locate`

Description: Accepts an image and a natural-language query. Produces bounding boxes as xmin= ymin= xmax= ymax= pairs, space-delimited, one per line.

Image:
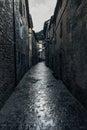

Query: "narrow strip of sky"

xmin=29 ymin=0 xmax=57 ymax=32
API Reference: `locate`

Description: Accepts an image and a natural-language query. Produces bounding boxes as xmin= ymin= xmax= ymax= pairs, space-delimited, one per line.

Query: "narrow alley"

xmin=0 ymin=62 xmax=87 ymax=130
xmin=0 ymin=0 xmax=87 ymax=130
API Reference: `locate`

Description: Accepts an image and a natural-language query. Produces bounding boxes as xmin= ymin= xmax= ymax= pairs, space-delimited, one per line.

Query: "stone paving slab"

xmin=0 ymin=62 xmax=87 ymax=130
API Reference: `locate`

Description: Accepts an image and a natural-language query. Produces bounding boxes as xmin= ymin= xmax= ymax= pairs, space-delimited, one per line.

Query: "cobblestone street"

xmin=0 ymin=62 xmax=87 ymax=130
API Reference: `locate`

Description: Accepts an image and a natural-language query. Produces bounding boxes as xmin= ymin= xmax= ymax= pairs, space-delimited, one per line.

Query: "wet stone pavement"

xmin=0 ymin=62 xmax=87 ymax=130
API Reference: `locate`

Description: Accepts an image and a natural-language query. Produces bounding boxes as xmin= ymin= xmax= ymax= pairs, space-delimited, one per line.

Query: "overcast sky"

xmin=29 ymin=0 xmax=57 ymax=32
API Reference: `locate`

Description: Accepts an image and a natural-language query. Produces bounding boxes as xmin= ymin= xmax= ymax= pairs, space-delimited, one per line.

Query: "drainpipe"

xmin=13 ymin=0 xmax=17 ymax=86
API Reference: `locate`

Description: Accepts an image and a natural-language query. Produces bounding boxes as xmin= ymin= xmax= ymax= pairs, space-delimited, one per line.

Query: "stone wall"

xmin=60 ymin=0 xmax=87 ymax=107
xmin=0 ymin=0 xmax=15 ymax=108
xmin=0 ymin=0 xmax=30 ymax=109
xmin=44 ymin=0 xmax=87 ymax=108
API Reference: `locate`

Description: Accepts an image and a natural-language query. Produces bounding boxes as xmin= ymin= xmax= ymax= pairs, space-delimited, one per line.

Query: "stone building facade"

xmin=28 ymin=29 xmax=38 ymax=67
xmin=44 ymin=0 xmax=87 ymax=108
xmin=36 ymin=30 xmax=45 ymax=61
xmin=0 ymin=0 xmax=32 ymax=109
xmin=15 ymin=0 xmax=30 ymax=82
xmin=43 ymin=19 xmax=50 ymax=66
xmin=32 ymin=31 xmax=38 ymax=65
